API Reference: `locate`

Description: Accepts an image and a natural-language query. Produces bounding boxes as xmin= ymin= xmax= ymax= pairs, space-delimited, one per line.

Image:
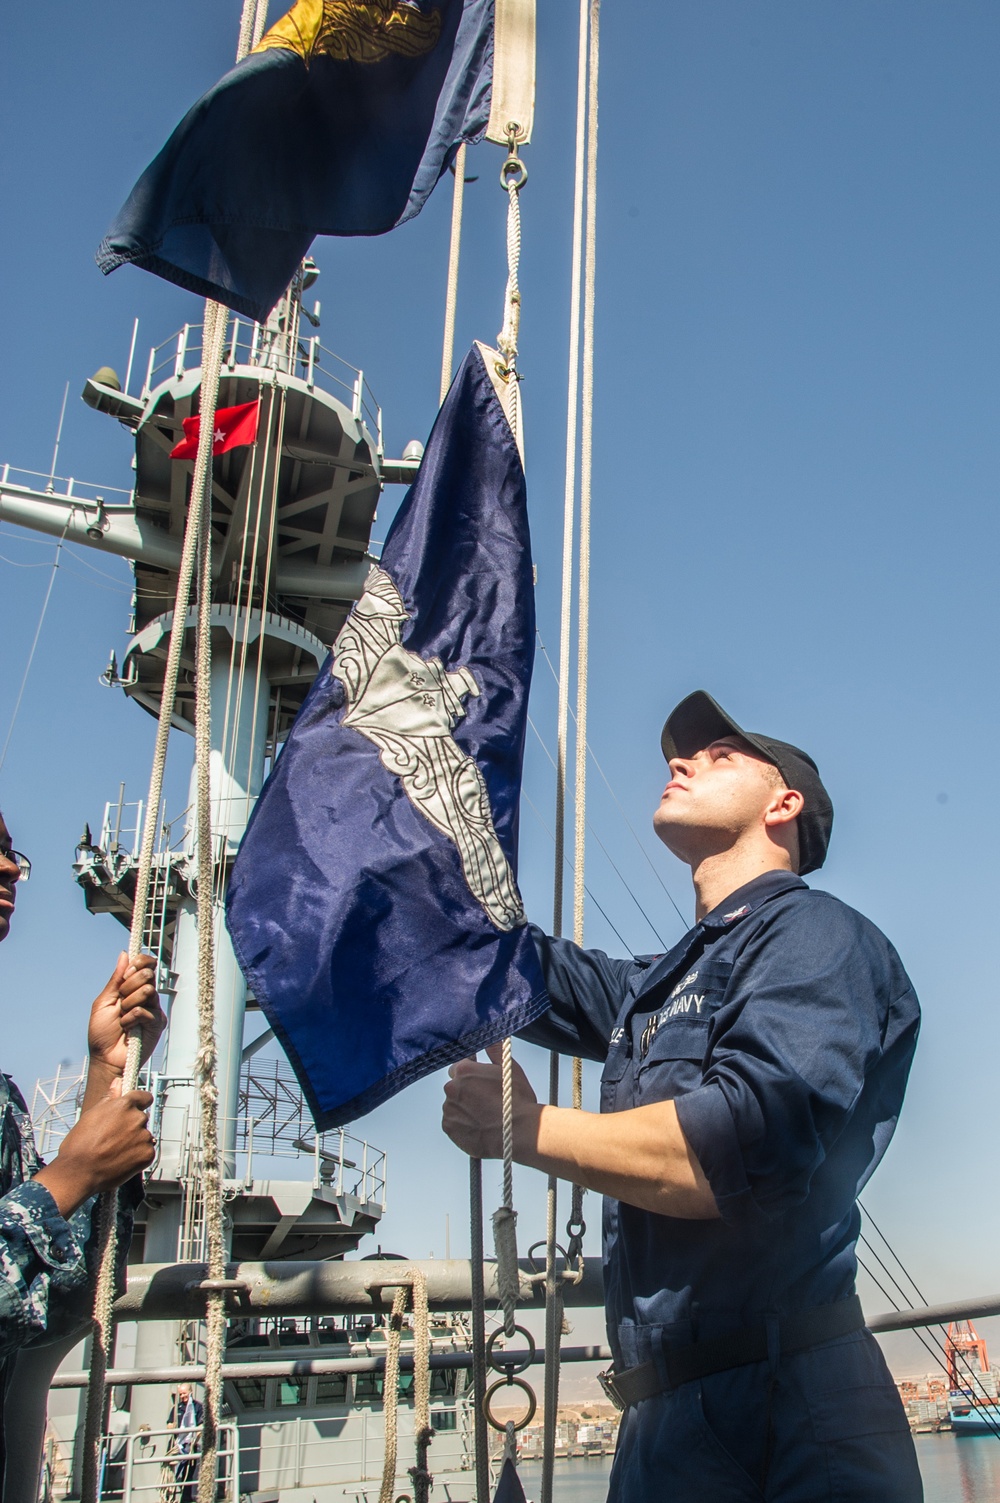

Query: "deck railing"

xmin=140 ymin=321 xmax=383 ymax=453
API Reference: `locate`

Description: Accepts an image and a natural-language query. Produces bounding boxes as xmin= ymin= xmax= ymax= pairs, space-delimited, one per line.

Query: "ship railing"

xmin=92 ymin=791 xmax=254 ymax=864
xmin=153 ymin=1099 xmax=387 ymax=1211
xmin=28 ymin=1062 xmax=88 ymax=1161
xmin=0 ymin=465 xmax=134 ymax=510
xmin=140 ymin=322 xmax=383 ymax=453
xmin=79 ymin=1422 xmax=240 ymax=1503
xmin=61 ymin=1409 xmax=467 ymax=1503
xmin=98 ymin=788 xmax=145 ymax=861
xmin=193 ymin=1409 xmax=461 ymax=1495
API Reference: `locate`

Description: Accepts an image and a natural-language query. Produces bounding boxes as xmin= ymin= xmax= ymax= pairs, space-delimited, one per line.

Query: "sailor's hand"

xmin=34 ymin=1090 xmax=156 ymax=1217
xmin=87 ymin=952 xmax=166 ymax=1094
xmin=442 ymin=1044 xmax=541 ymax=1160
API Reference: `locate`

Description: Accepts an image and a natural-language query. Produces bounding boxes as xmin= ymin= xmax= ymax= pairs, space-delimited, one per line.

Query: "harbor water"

xmin=518 ymin=1434 xmax=1000 ymax=1500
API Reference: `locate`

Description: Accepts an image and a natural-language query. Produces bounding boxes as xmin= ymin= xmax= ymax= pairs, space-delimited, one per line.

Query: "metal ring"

xmin=565 ymin=1218 xmax=587 ymax=1238
xmin=486 ymin=1324 xmax=536 ymax=1376
xmin=525 ymin=1241 xmax=569 ymax=1273
xmin=483 ymin=1376 xmax=537 ymax=1433
xmin=500 ymin=155 xmax=528 ymax=190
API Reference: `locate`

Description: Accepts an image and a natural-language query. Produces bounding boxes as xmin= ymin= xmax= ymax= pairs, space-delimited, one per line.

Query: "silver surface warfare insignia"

xmin=331 ymin=565 xmax=527 ymax=932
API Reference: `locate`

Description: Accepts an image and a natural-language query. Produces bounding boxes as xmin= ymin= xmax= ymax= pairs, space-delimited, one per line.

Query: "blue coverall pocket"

xmin=685 ymin=1378 xmax=768 ymax=1498
xmin=800 ymin=1331 xmax=911 ymax=1442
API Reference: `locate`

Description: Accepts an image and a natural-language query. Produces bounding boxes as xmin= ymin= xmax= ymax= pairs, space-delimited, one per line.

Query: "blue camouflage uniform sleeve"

xmin=0 ymin=1176 xmax=145 ymax=1356
xmin=0 ymin=1080 xmax=144 ymax=1352
xmin=516 ymin=925 xmax=642 ymax=1062
xmin=0 ymin=1180 xmax=89 ymax=1356
xmin=673 ymin=895 xmax=919 ymax=1227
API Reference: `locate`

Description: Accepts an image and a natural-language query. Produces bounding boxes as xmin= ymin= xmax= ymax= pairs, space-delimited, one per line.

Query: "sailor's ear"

xmin=763 ymin=787 xmax=804 ymax=828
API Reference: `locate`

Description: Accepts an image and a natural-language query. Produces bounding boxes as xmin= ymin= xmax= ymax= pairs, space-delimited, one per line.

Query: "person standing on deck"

xmin=442 ymin=691 xmax=922 ymax=1502
xmin=0 ymin=808 xmax=164 ymax=1476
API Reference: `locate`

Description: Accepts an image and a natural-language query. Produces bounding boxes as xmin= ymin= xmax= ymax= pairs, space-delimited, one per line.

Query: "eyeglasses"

xmin=0 ymin=849 xmax=30 ymax=882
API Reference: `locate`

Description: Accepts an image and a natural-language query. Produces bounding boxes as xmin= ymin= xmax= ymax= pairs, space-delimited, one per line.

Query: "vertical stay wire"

xmin=521 ymin=788 xmax=631 ymax=950
xmin=527 ymin=716 xmax=666 ymax=948
xmin=0 ymin=520 xmax=69 ymax=776
xmin=855 ymin=1252 xmax=1000 ymax=1442
xmin=857 ymin=1205 xmax=1000 ymax=1438
xmin=536 ymin=634 xmax=689 ymax=931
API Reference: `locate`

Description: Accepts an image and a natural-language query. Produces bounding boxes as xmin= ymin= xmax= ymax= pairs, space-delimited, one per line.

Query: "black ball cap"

xmin=660 ymin=690 xmax=834 ymax=876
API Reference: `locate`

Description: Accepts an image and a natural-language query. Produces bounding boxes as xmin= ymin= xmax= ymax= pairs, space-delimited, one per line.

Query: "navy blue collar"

xmin=699 ymin=869 xmax=806 ymax=932
xmin=633 ymin=870 xmax=806 ymax=997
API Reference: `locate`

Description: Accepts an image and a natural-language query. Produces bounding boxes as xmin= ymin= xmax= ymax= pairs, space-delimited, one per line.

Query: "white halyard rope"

xmin=193 ymin=371 xmax=227 ymax=1502
xmin=440 ymin=142 xmax=468 ymax=405
xmin=80 ymin=298 xmax=229 ymax=1503
xmin=553 ymin=0 xmax=589 ymax=942
xmin=541 ymin=4 xmax=590 ymax=1496
xmin=567 ymin=0 xmax=600 ymax=1289
xmin=540 ymin=6 xmax=599 ymax=1500
xmin=491 ymin=125 xmax=528 ymax=1365
xmin=574 ymin=0 xmax=599 ymax=953
xmin=469 ymin=1160 xmax=490 ymax=1503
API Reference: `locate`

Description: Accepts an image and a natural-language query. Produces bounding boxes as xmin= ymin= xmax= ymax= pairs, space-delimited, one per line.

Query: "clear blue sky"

xmin=2 ymin=1 xmax=999 ymax=1378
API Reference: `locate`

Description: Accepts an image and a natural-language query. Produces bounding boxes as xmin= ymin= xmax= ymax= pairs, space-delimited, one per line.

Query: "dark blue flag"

xmin=492 ymin=1459 xmax=528 ymax=1503
xmin=97 ymin=0 xmax=498 ymax=320
xmin=226 ymin=344 xmax=546 ymax=1127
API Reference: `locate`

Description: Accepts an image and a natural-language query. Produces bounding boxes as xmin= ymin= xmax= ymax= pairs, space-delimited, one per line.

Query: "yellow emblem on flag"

xmin=254 ymin=0 xmax=442 ymax=64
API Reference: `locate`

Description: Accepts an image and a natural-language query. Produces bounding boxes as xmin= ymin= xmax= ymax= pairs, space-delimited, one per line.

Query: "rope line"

xmin=493 ymin=1040 xmax=520 ymax=1342
xmin=541 ymin=1055 xmax=563 ymax=1503
xmin=553 ymin=0 xmax=590 ymax=944
xmin=377 ymin=1276 xmax=434 ymax=1503
xmin=378 ymin=1285 xmax=410 ymax=1503
xmin=492 ymin=122 xmax=528 ymax=1389
xmin=573 ymin=0 xmax=600 ymax=953
xmin=496 ymin=147 xmax=524 ymax=394
xmin=409 ymin=1270 xmax=433 ymax=1503
xmin=440 ymin=142 xmax=468 ymax=405
xmin=79 ymin=299 xmax=229 ymax=1503
xmin=469 ymin=1160 xmax=490 ymax=1503
xmin=540 ymin=8 xmax=596 ymax=1499
xmin=194 ymin=350 xmax=229 ymax=1501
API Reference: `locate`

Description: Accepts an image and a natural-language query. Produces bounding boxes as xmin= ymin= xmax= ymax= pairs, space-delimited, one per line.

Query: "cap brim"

xmin=662 ymin=690 xmax=763 ymax=763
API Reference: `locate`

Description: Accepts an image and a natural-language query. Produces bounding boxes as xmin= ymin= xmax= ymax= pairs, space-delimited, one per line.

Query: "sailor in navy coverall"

xmin=443 ymin=691 xmax=923 ymax=1501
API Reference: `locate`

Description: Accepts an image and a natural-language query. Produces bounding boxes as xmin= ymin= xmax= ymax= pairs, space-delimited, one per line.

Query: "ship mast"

xmin=0 ymin=264 xmax=420 ymax=1437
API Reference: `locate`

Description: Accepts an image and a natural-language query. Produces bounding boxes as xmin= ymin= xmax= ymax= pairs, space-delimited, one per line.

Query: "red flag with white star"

xmin=170 ymin=399 xmax=260 ymax=459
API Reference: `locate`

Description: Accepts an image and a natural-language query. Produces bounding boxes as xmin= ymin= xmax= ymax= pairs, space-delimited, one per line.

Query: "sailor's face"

xmin=0 ymin=814 xmax=19 ymax=943
xmin=653 ymin=738 xmax=781 ymax=860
